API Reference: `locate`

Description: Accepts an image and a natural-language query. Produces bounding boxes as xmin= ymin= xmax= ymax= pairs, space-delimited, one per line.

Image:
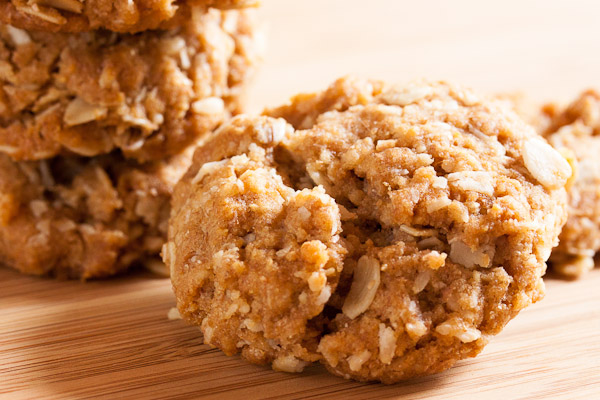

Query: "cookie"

xmin=0 ymin=0 xmax=257 ymax=33
xmin=0 ymin=145 xmax=194 ymax=279
xmin=166 ymin=78 xmax=570 ymax=382
xmin=538 ymin=91 xmax=600 ymax=278
xmin=0 ymin=7 xmax=261 ymax=162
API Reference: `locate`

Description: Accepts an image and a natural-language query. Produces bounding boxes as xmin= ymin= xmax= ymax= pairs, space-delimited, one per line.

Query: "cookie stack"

xmin=0 ymin=0 xmax=262 ymax=279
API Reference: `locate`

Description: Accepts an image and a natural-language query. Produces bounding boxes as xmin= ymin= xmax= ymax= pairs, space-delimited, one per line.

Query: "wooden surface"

xmin=2 ymin=268 xmax=600 ymax=399
xmin=249 ymin=0 xmax=600 ymax=113
xmin=3 ymin=0 xmax=600 ymax=398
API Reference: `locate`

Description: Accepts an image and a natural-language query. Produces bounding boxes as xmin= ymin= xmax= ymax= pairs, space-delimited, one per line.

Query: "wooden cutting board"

xmin=2 ymin=268 xmax=599 ymax=399
xmin=3 ymin=0 xmax=600 ymax=398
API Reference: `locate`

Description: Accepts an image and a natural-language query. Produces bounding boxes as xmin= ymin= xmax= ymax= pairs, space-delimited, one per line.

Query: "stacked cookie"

xmin=0 ymin=0 xmax=262 ymax=279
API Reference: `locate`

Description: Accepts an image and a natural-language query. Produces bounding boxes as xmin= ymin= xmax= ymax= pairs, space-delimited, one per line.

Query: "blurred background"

xmin=249 ymin=0 xmax=599 ymax=111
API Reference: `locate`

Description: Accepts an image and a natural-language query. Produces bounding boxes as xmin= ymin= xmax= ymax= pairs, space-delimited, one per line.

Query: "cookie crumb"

xmin=167 ymin=307 xmax=182 ymax=320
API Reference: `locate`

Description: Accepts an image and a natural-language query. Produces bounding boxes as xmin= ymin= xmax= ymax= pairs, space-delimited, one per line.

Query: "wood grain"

xmin=1 ymin=268 xmax=599 ymax=399
xmin=3 ymin=0 xmax=600 ymax=398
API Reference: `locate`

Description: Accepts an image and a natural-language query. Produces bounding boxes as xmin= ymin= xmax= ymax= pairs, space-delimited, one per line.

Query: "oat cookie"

xmin=537 ymin=91 xmax=600 ymax=278
xmin=0 ymin=0 xmax=257 ymax=33
xmin=0 ymin=145 xmax=194 ymax=279
xmin=166 ymin=78 xmax=569 ymax=382
xmin=0 ymin=7 xmax=261 ymax=162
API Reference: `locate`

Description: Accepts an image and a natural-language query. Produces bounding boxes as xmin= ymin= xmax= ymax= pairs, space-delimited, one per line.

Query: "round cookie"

xmin=538 ymin=90 xmax=600 ymax=278
xmin=166 ymin=78 xmax=570 ymax=382
xmin=0 ymin=7 xmax=261 ymax=162
xmin=0 ymin=0 xmax=257 ymax=33
xmin=0 ymin=145 xmax=194 ymax=279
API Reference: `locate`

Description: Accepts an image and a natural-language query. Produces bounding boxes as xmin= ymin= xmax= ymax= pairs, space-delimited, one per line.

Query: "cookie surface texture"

xmin=0 ymin=0 xmax=257 ymax=33
xmin=0 ymin=146 xmax=194 ymax=279
xmin=167 ymin=78 xmax=570 ymax=382
xmin=0 ymin=8 xmax=261 ymax=162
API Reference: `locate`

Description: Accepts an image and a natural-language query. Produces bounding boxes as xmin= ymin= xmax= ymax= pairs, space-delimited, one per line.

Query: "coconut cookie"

xmin=166 ymin=79 xmax=570 ymax=383
xmin=0 ymin=0 xmax=257 ymax=33
xmin=0 ymin=7 xmax=261 ymax=162
xmin=0 ymin=145 xmax=194 ymax=279
xmin=537 ymin=90 xmax=600 ymax=278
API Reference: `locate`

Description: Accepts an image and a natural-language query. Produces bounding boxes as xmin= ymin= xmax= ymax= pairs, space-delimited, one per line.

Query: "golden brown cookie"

xmin=0 ymin=0 xmax=257 ymax=33
xmin=0 ymin=7 xmax=261 ymax=162
xmin=0 ymin=145 xmax=194 ymax=280
xmin=166 ymin=78 xmax=570 ymax=383
xmin=538 ymin=90 xmax=600 ymax=278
